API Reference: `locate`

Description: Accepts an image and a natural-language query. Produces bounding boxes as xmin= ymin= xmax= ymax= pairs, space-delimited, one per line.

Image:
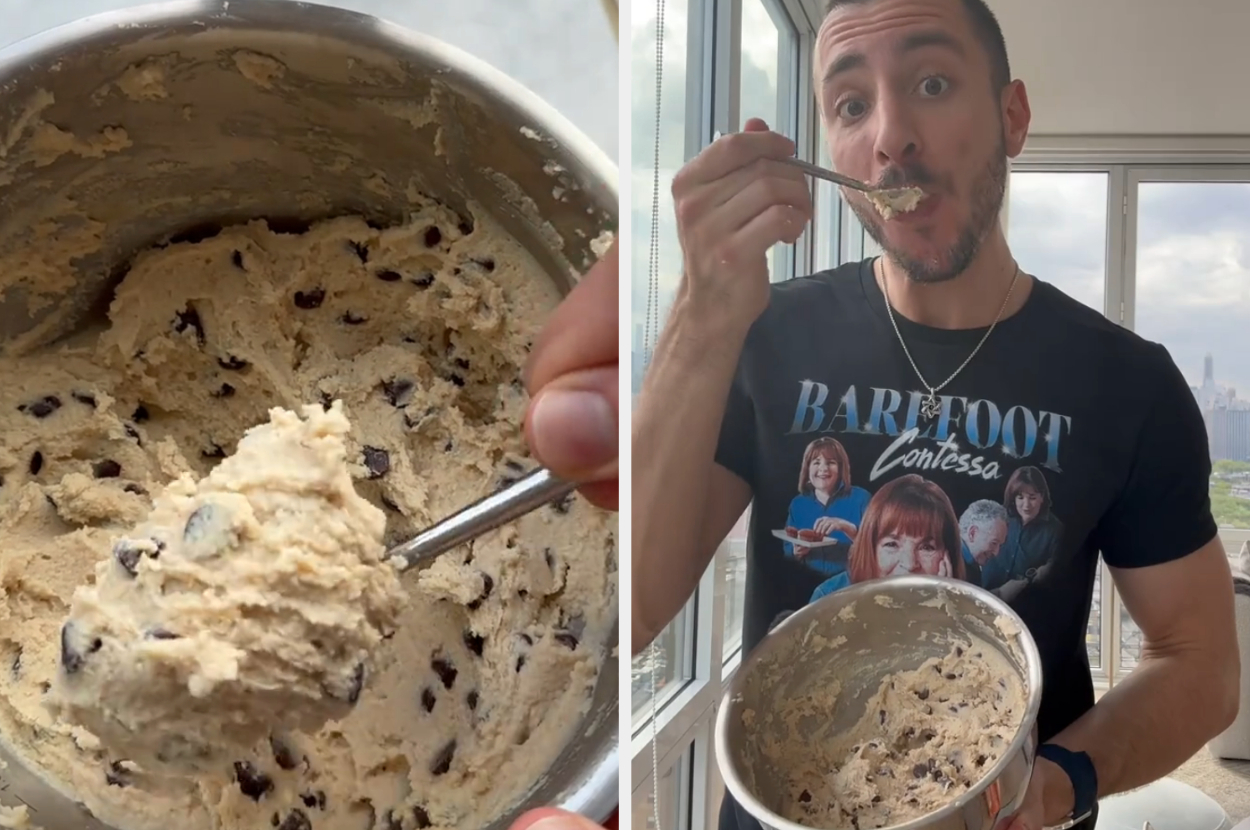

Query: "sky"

xmin=0 ymin=0 xmax=617 ymax=159
xmin=631 ymin=3 xmax=1250 ymax=400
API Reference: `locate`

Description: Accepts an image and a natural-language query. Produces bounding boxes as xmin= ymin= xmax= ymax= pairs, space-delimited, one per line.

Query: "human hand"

xmin=793 ymin=545 xmax=811 ymax=558
xmin=995 ymin=757 xmax=1075 ymax=830
xmin=670 ymin=117 xmax=812 ymax=333
xmin=523 ymin=241 xmax=618 ymax=511
xmin=509 ymin=807 xmax=618 ymax=830
xmin=813 ymin=517 xmax=856 ymax=538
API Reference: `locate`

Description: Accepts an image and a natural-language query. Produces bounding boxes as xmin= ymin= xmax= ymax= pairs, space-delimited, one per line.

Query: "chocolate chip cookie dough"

xmin=46 ymin=402 xmax=406 ymax=775
xmin=770 ymin=640 xmax=1025 ymax=829
xmin=0 ymin=204 xmax=616 ymax=830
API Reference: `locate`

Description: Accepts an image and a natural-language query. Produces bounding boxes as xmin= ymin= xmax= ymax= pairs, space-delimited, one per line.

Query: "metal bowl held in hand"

xmin=714 ymin=576 xmax=1043 ymax=830
xmin=0 ymin=2 xmax=618 ymax=829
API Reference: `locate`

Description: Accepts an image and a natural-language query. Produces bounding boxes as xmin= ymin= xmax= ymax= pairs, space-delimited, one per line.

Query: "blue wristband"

xmin=1037 ymin=743 xmax=1098 ymax=819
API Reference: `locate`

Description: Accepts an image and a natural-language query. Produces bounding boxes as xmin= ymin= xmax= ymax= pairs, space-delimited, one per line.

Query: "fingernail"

xmin=529 ymin=388 xmax=617 ymax=475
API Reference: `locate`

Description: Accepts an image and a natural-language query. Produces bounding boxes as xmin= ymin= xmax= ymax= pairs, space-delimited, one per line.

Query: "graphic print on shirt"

xmin=775 ymin=380 xmax=1068 ymax=606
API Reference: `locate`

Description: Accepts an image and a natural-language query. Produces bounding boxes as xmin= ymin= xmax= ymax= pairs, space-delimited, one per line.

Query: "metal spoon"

xmin=388 ymin=467 xmax=575 ymax=571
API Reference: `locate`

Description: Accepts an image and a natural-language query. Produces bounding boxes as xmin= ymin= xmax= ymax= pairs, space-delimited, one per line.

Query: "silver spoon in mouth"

xmin=388 ymin=467 xmax=575 ymax=571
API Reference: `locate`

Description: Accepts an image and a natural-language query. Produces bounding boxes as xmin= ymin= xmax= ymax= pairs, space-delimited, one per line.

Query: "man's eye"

xmin=918 ymin=75 xmax=950 ymax=97
xmin=837 ymin=98 xmax=868 ymax=119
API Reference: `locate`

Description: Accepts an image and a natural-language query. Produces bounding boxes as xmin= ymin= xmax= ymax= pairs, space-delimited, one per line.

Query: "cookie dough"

xmin=775 ymin=640 xmax=1024 ymax=828
xmin=0 ymin=206 xmax=616 ymax=830
xmin=46 ymin=402 xmax=406 ymax=774
xmin=867 ymin=186 xmax=925 ymax=220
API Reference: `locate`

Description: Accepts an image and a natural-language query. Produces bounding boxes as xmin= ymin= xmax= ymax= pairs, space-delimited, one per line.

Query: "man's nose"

xmin=872 ymin=92 xmax=922 ymax=171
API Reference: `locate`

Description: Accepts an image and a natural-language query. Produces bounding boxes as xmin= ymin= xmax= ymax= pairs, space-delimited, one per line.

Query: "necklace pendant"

xmin=921 ymin=392 xmax=942 ymax=420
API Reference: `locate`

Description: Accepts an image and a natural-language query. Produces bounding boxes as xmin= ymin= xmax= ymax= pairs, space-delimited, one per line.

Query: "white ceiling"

xmin=989 ymin=0 xmax=1250 ymax=135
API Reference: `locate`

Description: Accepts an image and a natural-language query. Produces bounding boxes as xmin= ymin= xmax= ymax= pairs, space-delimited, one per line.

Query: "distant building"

xmin=1194 ymin=354 xmax=1250 ymax=462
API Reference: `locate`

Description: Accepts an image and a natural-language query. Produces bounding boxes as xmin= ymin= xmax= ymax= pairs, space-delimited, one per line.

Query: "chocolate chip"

xmin=504 ymin=458 xmax=526 ymax=472
xmin=466 ymin=690 xmax=479 ymax=711
xmin=463 ymin=631 xmax=485 ymax=656
xmin=300 ymin=791 xmax=326 ymax=810
xmin=132 ymin=405 xmax=150 ymax=423
xmin=466 ymin=574 xmax=494 ymax=611
xmin=28 ymin=451 xmax=43 ymax=475
xmin=381 ymin=378 xmax=415 ymax=407
xmin=554 ymin=632 xmax=579 ymax=650
xmin=375 ymin=269 xmax=402 ymax=282
xmin=146 ymin=629 xmax=180 ymax=640
xmin=955 ymin=645 xmax=964 ymax=657
xmin=213 ymin=383 xmax=236 ymax=398
xmin=72 ymin=392 xmax=97 ymax=408
xmin=173 ymin=307 xmax=206 ymax=346
xmin=423 ymin=226 xmax=442 ymax=248
xmin=233 ymin=761 xmax=273 ymax=801
xmin=384 ymin=810 xmax=403 ymax=830
xmin=293 ymin=289 xmax=325 ymax=309
xmin=10 ymin=647 xmax=21 ymax=679
xmin=113 ymin=540 xmax=156 ymax=577
xmin=472 ymin=258 xmax=496 ymax=272
xmin=349 ymin=241 xmax=370 ymax=263
xmin=446 ymin=372 xmax=465 ymax=388
xmin=270 ymin=736 xmax=300 ymax=770
xmin=125 ymin=425 xmax=142 ymax=444
xmin=431 ymin=655 xmax=457 ymax=689
xmin=231 ymin=250 xmax=244 ymax=268
xmin=944 ymin=672 xmax=957 ymax=680
xmin=975 ymin=754 xmax=987 ymax=767
xmin=340 ymin=311 xmax=368 ymax=325
xmin=443 ymin=441 xmax=454 ymax=452
xmin=218 ymin=356 xmax=248 ymax=370
xmin=277 ymin=809 xmax=311 ymax=830
xmin=429 ymin=740 xmax=455 ymax=776
xmin=93 ymin=459 xmax=122 ymax=479
xmin=19 ymin=395 xmax=62 ymax=418
xmin=911 ymin=763 xmax=927 ymax=779
xmin=458 ymin=218 xmax=474 ymax=235
xmin=917 ymin=688 xmax=930 ymax=700
xmin=798 ymin=790 xmax=812 ymax=804
xmin=413 ymin=806 xmax=432 ymax=829
xmin=515 ymin=655 xmax=526 ymax=673
xmin=124 ymin=483 xmax=147 ymax=496
xmin=380 ymin=495 xmax=401 ymax=514
xmin=412 ymin=272 xmax=435 ymax=289
xmin=878 ymin=709 xmax=886 ymax=725
xmin=550 ymin=493 xmax=575 ymax=515
xmin=421 ymin=688 xmax=437 ymax=712
xmin=363 ymin=447 xmax=390 ymax=479
xmin=60 ymin=623 xmax=101 ymax=675
xmin=343 ymin=663 xmax=365 ymax=704
xmin=105 ymin=761 xmax=131 ymax=787
xmin=183 ymin=504 xmax=221 ymax=544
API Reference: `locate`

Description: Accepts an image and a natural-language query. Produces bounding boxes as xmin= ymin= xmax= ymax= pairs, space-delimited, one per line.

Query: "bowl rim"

xmin=0 ymin=1 xmax=618 ymax=825
xmin=713 ymin=574 xmax=1044 ymax=830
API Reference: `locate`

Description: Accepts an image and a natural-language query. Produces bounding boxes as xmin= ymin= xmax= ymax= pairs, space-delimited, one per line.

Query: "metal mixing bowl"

xmin=715 ymin=576 xmax=1043 ymax=830
xmin=0 ymin=1 xmax=618 ymax=828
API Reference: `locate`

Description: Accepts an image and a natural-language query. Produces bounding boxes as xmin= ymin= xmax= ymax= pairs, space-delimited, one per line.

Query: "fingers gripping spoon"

xmin=387 ymin=467 xmax=575 ymax=571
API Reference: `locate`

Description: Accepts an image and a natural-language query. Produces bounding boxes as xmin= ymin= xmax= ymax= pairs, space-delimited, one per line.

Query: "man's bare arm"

xmin=1045 ymin=537 xmax=1239 ymax=804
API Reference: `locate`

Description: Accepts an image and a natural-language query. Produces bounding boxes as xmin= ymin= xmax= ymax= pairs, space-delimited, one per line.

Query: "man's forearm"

xmin=632 ymin=292 xmax=749 ymax=654
xmin=1049 ymin=647 xmax=1239 ymax=800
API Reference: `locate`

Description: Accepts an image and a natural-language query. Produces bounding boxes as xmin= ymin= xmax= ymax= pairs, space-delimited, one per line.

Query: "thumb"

xmin=743 ymin=117 xmax=771 ymax=132
xmin=525 ymin=365 xmax=618 ymax=481
xmin=510 ymin=808 xmax=606 ymax=830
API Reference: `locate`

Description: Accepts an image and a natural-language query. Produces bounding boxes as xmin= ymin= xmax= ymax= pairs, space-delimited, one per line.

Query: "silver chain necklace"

xmin=879 ymin=259 xmax=1021 ymax=420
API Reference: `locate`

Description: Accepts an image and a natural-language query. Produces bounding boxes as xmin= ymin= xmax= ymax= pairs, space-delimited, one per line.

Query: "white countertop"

xmin=0 ymin=0 xmax=618 ymax=159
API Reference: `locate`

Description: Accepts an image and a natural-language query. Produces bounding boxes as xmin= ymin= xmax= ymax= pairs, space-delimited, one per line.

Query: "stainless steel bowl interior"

xmin=714 ymin=576 xmax=1042 ymax=830
xmin=0 ymin=1 xmax=618 ymax=828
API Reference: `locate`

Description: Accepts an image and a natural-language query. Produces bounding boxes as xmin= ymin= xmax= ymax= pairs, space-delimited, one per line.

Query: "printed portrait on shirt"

xmin=979 ymin=465 xmax=1064 ymax=600
xmin=779 ymin=437 xmax=871 ymax=577
xmin=810 ymin=473 xmax=965 ymax=602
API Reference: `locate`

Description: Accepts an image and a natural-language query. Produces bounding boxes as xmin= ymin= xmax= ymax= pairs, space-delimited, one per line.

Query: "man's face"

xmin=815 ymin=0 xmax=1024 ymax=282
xmin=965 ymin=518 xmax=1007 ymax=564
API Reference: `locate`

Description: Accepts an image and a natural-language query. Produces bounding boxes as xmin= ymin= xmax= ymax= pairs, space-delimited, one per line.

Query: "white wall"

xmin=990 ymin=0 xmax=1250 ymax=136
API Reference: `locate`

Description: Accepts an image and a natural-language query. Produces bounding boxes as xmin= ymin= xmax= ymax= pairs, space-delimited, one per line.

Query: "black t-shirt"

xmin=714 ymin=259 xmax=1217 ymax=829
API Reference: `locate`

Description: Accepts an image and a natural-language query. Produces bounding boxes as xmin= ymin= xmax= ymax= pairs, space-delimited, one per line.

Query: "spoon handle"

xmin=779 ymin=156 xmax=873 ymax=192
xmin=390 ymin=468 xmax=576 ymax=571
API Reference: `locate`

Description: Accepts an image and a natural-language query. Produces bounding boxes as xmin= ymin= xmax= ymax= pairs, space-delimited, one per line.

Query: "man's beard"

xmin=851 ymin=136 xmax=1009 ymax=284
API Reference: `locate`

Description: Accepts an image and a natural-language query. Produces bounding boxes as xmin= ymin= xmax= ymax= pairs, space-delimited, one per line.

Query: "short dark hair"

xmin=823 ymin=0 xmax=1012 ymax=91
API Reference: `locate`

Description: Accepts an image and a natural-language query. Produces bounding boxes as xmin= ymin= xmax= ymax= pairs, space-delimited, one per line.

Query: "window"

xmin=1117 ymin=172 xmax=1250 ymax=673
xmin=722 ymin=508 xmax=750 ymax=662
xmin=633 ymin=746 xmax=692 ymax=830
xmin=630 ymin=0 xmax=695 ymax=721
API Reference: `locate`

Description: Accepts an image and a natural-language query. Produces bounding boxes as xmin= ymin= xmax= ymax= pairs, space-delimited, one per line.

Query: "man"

xmin=959 ymin=498 xmax=1008 ymax=586
xmin=632 ymin=0 xmax=1240 ymax=827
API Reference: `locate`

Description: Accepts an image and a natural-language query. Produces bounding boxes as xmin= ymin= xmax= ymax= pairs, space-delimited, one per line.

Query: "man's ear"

xmin=1002 ymin=79 xmax=1031 ymax=159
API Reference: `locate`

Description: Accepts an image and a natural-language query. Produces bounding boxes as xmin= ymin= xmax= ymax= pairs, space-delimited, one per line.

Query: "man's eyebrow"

xmin=820 ymin=30 xmax=964 ymax=85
